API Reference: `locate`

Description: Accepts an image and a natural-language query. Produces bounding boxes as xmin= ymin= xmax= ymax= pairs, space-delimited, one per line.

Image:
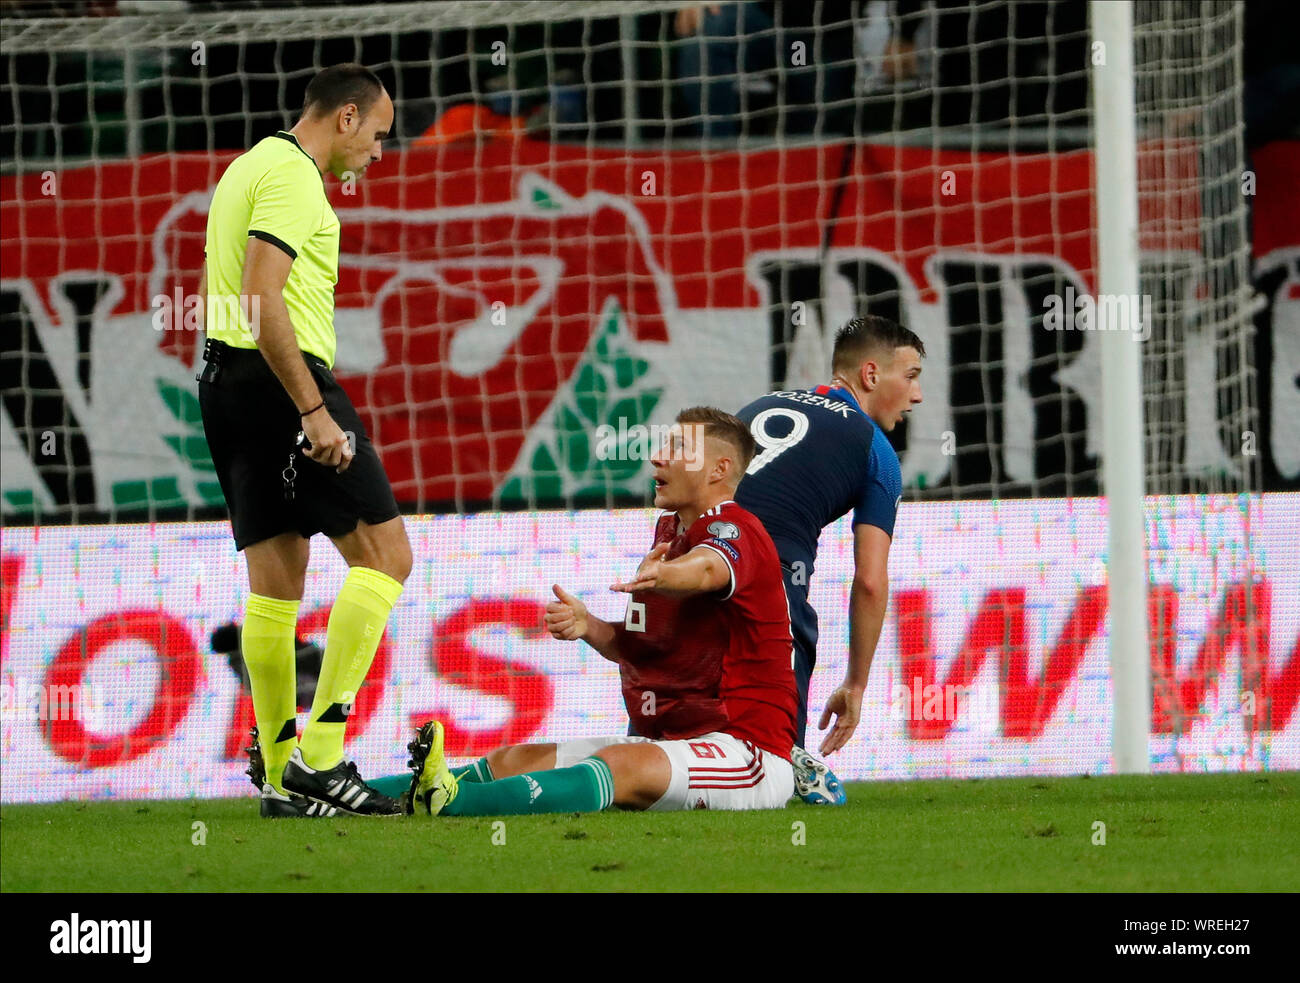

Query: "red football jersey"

xmin=612 ymin=500 xmax=798 ymax=760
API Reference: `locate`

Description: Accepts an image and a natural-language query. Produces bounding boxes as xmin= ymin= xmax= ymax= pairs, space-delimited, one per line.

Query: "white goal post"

xmin=1091 ymin=0 xmax=1152 ymax=775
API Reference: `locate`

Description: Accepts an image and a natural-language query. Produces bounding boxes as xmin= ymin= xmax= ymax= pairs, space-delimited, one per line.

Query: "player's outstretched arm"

xmin=610 ymin=543 xmax=729 ymax=597
xmin=545 ymin=584 xmax=621 ymax=662
xmin=819 ymin=523 xmax=891 ymax=755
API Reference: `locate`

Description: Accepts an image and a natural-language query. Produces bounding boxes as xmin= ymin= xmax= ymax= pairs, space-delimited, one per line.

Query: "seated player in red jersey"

xmin=399 ymin=406 xmax=799 ymax=815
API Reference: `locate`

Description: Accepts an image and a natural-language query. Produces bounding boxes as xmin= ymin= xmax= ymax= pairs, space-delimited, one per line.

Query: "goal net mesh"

xmin=1 ymin=1 xmax=1286 ymax=788
xmin=0 ymin=0 xmax=1257 ymax=517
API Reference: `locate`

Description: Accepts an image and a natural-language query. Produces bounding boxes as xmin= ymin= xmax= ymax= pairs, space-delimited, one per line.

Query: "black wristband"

xmin=300 ymin=401 xmax=326 ymax=418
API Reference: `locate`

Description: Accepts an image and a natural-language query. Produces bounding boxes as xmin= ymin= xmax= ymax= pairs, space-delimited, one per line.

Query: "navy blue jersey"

xmin=734 ymin=386 xmax=902 ymax=584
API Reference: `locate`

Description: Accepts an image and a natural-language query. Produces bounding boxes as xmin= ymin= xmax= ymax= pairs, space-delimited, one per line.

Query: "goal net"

xmin=1 ymin=0 xmax=1292 ymax=796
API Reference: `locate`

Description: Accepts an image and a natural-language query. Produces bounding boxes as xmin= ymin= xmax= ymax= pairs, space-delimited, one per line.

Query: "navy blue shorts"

xmin=782 ymin=564 xmax=819 ymax=750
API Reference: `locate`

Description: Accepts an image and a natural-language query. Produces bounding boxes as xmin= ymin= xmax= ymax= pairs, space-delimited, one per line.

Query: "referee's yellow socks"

xmin=298 ymin=566 xmax=404 ymax=770
xmin=242 ymin=593 xmax=301 ymax=794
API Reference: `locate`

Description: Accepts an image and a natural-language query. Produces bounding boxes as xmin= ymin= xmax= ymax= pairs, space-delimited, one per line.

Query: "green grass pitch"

xmin=3 ymin=772 xmax=1297 ymax=892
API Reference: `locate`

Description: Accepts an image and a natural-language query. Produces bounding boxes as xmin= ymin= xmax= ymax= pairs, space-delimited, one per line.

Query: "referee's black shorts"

xmin=197 ymin=339 xmax=400 ymax=552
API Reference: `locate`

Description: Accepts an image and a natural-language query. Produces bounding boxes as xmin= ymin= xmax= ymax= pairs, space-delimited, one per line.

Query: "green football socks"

xmin=368 ymin=758 xmax=615 ymax=816
xmin=455 ymin=757 xmax=494 ymax=783
xmin=362 ymin=757 xmax=494 ymax=800
xmin=298 ymin=566 xmax=403 ymax=769
xmin=365 ymin=772 xmax=415 ymax=798
xmin=440 ymin=757 xmax=615 ymax=816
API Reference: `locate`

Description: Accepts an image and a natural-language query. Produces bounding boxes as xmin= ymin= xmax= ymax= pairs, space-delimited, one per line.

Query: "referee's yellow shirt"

xmin=204 ymin=131 xmax=341 ymax=368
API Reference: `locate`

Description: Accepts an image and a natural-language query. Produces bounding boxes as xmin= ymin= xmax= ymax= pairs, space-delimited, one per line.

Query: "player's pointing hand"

xmin=545 ymin=583 xmax=589 ymax=641
xmin=611 ymin=542 xmax=670 ymax=593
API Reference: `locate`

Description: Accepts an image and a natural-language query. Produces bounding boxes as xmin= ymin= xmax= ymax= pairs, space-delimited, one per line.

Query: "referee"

xmin=198 ymin=64 xmax=410 ymax=817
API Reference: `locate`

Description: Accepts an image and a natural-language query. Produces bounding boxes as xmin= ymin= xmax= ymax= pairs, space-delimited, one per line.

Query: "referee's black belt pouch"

xmin=197 ymin=336 xmax=225 ymax=383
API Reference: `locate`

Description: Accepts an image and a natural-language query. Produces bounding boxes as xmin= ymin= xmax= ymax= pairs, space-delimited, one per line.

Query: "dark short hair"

xmin=677 ymin=406 xmax=757 ymax=475
xmin=831 ymin=315 xmax=926 ymax=374
xmin=303 ymin=64 xmax=385 ymax=118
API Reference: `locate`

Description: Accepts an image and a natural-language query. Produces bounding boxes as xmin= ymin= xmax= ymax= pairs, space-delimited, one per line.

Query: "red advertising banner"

xmin=2 ymin=495 xmax=1297 ymax=803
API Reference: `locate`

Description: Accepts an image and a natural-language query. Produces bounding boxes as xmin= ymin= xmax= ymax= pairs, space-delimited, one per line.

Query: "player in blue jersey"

xmin=734 ymin=315 xmax=925 ymax=803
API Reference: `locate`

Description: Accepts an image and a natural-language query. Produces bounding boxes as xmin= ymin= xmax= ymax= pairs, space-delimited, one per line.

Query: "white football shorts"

xmin=553 ymin=730 xmax=794 ymax=811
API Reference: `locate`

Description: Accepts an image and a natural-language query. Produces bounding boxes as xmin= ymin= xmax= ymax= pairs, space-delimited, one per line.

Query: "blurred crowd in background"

xmin=3 ymin=0 xmax=1296 ymax=162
